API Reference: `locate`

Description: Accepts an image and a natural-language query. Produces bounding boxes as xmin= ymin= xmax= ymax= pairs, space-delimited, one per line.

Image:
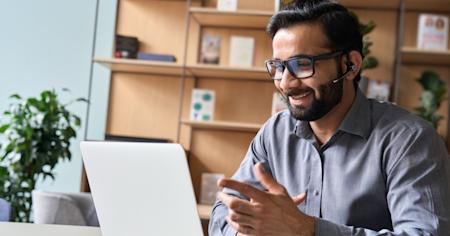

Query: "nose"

xmin=278 ymin=67 xmax=301 ymax=92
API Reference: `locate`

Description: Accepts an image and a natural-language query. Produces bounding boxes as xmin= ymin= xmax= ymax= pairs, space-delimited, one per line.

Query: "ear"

xmin=341 ymin=50 xmax=363 ymax=81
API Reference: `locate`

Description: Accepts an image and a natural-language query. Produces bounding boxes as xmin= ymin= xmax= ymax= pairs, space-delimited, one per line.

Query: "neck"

xmin=310 ymin=84 xmax=356 ymax=145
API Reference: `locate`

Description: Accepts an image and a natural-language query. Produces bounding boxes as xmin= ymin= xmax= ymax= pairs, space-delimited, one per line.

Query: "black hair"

xmin=267 ymin=0 xmax=363 ymax=86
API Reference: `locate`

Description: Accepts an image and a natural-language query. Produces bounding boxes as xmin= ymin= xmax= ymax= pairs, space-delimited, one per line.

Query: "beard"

xmin=285 ymin=77 xmax=344 ymax=121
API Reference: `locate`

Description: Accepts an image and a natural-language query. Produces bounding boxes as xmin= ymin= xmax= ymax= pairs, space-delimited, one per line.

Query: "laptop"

xmin=80 ymin=141 xmax=204 ymax=236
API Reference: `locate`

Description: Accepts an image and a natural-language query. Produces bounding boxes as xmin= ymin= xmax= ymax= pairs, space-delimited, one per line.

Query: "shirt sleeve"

xmin=315 ymin=124 xmax=450 ymax=235
xmin=208 ymin=121 xmax=271 ymax=236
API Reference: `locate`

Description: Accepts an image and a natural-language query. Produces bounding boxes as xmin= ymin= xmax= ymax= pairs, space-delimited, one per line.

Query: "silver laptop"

xmin=80 ymin=141 xmax=204 ymax=236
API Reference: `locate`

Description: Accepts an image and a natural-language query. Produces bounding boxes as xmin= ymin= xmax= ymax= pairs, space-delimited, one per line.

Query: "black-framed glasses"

xmin=265 ymin=51 xmax=344 ymax=80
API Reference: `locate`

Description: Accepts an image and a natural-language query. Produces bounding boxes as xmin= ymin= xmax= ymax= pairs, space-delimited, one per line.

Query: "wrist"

xmin=297 ymin=215 xmax=315 ymax=236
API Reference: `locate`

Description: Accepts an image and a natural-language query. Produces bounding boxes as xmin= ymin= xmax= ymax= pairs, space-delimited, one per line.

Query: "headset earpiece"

xmin=346 ymin=62 xmax=356 ymax=72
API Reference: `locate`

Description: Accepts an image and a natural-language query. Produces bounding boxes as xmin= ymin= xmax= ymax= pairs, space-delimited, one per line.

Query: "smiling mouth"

xmin=290 ymin=91 xmax=312 ymax=100
xmin=287 ymin=90 xmax=313 ymax=107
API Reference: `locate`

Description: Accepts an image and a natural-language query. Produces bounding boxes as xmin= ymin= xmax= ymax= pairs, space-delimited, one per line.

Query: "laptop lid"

xmin=80 ymin=141 xmax=203 ymax=236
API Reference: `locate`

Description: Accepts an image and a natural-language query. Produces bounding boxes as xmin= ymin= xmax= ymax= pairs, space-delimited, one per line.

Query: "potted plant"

xmin=0 ymin=89 xmax=87 ymax=222
xmin=414 ymin=70 xmax=447 ymax=129
xmin=350 ymin=12 xmax=379 ymax=93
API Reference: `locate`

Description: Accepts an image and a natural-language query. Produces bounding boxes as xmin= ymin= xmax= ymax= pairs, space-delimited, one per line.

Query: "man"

xmin=209 ymin=0 xmax=450 ymax=235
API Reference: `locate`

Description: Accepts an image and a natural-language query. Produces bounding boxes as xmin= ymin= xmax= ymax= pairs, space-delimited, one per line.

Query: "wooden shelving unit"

xmin=197 ymin=204 xmax=213 ymax=220
xmin=182 ymin=120 xmax=261 ymax=132
xmin=187 ymin=64 xmax=269 ymax=80
xmin=189 ymin=7 xmax=272 ymax=29
xmin=401 ymin=47 xmax=450 ymax=66
xmin=94 ymin=58 xmax=187 ymax=76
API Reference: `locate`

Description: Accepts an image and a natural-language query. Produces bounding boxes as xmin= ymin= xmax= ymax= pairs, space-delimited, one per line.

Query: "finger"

xmin=254 ymin=162 xmax=286 ymax=194
xmin=218 ymin=178 xmax=267 ymax=202
xmin=292 ymin=192 xmax=307 ymax=205
xmin=228 ymin=209 xmax=259 ymax=228
xmin=226 ymin=215 xmax=256 ymax=236
xmin=217 ymin=192 xmax=261 ymax=216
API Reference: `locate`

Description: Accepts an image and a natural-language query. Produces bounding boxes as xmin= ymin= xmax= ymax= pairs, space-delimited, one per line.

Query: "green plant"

xmin=0 ymin=89 xmax=87 ymax=222
xmin=414 ymin=71 xmax=447 ymax=129
xmin=351 ymin=12 xmax=379 ymax=73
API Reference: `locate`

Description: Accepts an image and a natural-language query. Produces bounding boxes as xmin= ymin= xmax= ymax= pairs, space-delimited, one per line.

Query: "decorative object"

xmin=190 ymin=89 xmax=215 ymax=121
xmin=367 ymin=80 xmax=390 ymax=102
xmin=200 ymin=35 xmax=221 ymax=64
xmin=414 ymin=70 xmax=447 ymax=129
xmin=0 ymin=89 xmax=86 ymax=222
xmin=417 ymin=14 xmax=449 ymax=50
xmin=115 ymin=35 xmax=139 ymax=59
xmin=229 ymin=36 xmax=255 ymax=68
xmin=217 ymin=0 xmax=238 ymax=11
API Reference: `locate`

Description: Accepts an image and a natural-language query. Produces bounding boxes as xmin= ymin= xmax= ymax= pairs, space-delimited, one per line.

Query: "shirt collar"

xmin=339 ymin=88 xmax=371 ymax=139
xmin=294 ymin=119 xmax=314 ymax=140
xmin=293 ymin=88 xmax=371 ymax=140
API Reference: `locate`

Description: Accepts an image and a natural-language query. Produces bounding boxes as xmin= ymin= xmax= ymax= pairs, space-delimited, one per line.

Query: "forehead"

xmin=272 ymin=23 xmax=331 ymax=58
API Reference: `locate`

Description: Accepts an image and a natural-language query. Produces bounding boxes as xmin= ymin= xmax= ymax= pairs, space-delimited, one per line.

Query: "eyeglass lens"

xmin=266 ymin=57 xmax=314 ymax=80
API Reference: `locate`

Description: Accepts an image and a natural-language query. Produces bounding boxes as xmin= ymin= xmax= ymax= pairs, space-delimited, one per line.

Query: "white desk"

xmin=0 ymin=222 xmax=101 ymax=236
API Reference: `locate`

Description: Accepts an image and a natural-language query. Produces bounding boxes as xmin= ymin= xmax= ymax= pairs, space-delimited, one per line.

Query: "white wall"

xmin=0 ymin=0 xmax=117 ymax=192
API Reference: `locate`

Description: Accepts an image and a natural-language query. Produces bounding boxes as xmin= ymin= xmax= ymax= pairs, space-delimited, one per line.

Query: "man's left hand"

xmin=217 ymin=163 xmax=315 ymax=236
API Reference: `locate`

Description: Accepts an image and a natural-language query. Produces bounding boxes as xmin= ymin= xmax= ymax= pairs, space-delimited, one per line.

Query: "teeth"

xmin=292 ymin=91 xmax=311 ymax=99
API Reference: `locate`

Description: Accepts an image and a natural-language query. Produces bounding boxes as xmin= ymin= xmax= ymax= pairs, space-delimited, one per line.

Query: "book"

xmin=367 ymin=80 xmax=390 ymax=102
xmin=417 ymin=14 xmax=449 ymax=50
xmin=200 ymin=35 xmax=221 ymax=64
xmin=190 ymin=89 xmax=215 ymax=121
xmin=137 ymin=52 xmax=176 ymax=62
xmin=217 ymin=0 xmax=238 ymax=11
xmin=229 ymin=36 xmax=255 ymax=68
xmin=272 ymin=92 xmax=287 ymax=115
xmin=200 ymin=173 xmax=225 ymax=205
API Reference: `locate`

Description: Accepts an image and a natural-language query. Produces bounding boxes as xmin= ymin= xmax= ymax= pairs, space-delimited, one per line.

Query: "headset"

xmin=331 ymin=62 xmax=356 ymax=84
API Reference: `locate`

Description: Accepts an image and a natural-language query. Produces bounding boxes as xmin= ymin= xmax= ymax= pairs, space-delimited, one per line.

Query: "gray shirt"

xmin=209 ymin=89 xmax=450 ymax=235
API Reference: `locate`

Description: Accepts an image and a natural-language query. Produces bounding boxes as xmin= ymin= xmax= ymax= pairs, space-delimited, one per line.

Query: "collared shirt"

xmin=209 ymin=89 xmax=450 ymax=236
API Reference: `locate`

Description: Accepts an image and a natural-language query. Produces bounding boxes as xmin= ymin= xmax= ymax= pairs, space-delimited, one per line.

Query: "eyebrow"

xmin=270 ymin=53 xmax=312 ymax=61
xmin=289 ymin=53 xmax=312 ymax=59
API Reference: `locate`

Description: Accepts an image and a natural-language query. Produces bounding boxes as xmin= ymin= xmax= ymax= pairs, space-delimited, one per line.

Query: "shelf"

xmin=197 ymin=204 xmax=212 ymax=220
xmin=338 ymin=0 xmax=450 ymax=12
xmin=338 ymin=0 xmax=401 ymax=10
xmin=401 ymin=47 xmax=450 ymax=66
xmin=182 ymin=120 xmax=261 ymax=132
xmin=94 ymin=58 xmax=188 ymax=76
xmin=187 ymin=64 xmax=270 ymax=81
xmin=189 ymin=7 xmax=273 ymax=29
xmin=404 ymin=0 xmax=450 ymax=13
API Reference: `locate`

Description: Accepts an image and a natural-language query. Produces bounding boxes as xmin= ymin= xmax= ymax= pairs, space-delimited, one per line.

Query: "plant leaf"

xmin=0 ymin=124 xmax=10 ymax=133
xmin=9 ymin=94 xmax=21 ymax=100
xmin=75 ymin=97 xmax=89 ymax=103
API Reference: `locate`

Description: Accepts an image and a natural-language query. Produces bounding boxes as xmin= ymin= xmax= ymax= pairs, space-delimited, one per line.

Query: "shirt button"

xmin=313 ymin=190 xmax=320 ymax=196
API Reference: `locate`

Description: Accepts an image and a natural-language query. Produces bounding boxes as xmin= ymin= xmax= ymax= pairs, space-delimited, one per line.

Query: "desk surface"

xmin=0 ymin=222 xmax=101 ymax=236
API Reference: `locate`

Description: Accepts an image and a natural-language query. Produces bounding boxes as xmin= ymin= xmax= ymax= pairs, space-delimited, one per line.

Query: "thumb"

xmin=254 ymin=162 xmax=286 ymax=194
xmin=292 ymin=192 xmax=307 ymax=205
